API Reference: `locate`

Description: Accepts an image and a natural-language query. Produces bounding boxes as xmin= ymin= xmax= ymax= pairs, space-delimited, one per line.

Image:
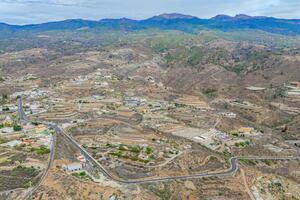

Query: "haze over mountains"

xmin=1 ymin=13 xmax=300 ymax=36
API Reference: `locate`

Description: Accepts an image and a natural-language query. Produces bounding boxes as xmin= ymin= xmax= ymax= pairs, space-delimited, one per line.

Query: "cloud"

xmin=0 ymin=0 xmax=299 ymax=24
xmin=1 ymin=0 xmax=84 ymax=6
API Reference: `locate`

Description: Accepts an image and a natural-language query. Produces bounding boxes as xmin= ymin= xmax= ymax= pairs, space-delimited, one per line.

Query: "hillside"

xmin=0 ymin=13 xmax=300 ymax=36
xmin=0 ymin=12 xmax=300 ymax=200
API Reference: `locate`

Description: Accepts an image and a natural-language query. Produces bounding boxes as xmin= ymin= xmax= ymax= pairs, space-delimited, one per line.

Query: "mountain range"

xmin=1 ymin=13 xmax=300 ymax=36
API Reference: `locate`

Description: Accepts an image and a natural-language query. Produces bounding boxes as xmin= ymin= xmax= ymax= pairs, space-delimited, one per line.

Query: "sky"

xmin=0 ymin=0 xmax=300 ymax=25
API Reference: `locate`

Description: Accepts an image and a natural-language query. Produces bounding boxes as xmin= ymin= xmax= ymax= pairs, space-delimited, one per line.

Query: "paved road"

xmin=17 ymin=97 xmax=57 ymax=200
xmin=17 ymin=97 xmax=300 ymax=186
xmin=58 ymin=131 xmax=300 ymax=184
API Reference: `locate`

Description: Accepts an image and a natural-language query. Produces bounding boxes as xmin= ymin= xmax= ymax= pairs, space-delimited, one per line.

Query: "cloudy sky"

xmin=0 ymin=0 xmax=299 ymax=25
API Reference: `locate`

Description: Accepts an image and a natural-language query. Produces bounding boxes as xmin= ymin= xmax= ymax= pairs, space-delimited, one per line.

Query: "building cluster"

xmin=123 ymin=97 xmax=148 ymax=108
xmin=0 ymin=104 xmax=18 ymax=113
xmin=286 ymin=82 xmax=300 ymax=97
xmin=0 ymin=119 xmax=53 ymax=150
xmin=11 ymin=88 xmax=50 ymax=99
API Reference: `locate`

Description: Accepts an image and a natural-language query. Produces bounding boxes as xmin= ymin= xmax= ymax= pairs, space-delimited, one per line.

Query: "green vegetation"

xmin=174 ymin=103 xmax=187 ymax=108
xmin=72 ymin=171 xmax=87 ymax=179
xmin=23 ymin=181 xmax=33 ymax=188
xmin=231 ymin=132 xmax=239 ymax=137
xmin=144 ymin=147 xmax=153 ymax=154
xmin=203 ymin=88 xmax=217 ymax=98
xmin=239 ymin=158 xmax=256 ymax=166
xmin=106 ymin=143 xmax=113 ymax=148
xmin=31 ymin=121 xmax=42 ymax=126
xmin=111 ymin=150 xmax=123 ymax=157
xmin=262 ymin=160 xmax=273 ymax=166
xmin=0 ymin=165 xmax=39 ymax=191
xmin=129 ymin=145 xmax=141 ymax=153
xmin=273 ymin=86 xmax=288 ymax=99
xmin=31 ymin=146 xmax=50 ymax=156
xmin=1 ymin=94 xmax=8 ymax=100
xmin=148 ymin=33 xmax=190 ymax=53
xmin=10 ymin=166 xmax=36 ymax=177
xmin=110 ymin=144 xmax=144 ymax=154
xmin=2 ymin=107 xmax=9 ymax=111
xmin=148 ymin=184 xmax=172 ymax=200
xmin=234 ymin=141 xmax=251 ymax=148
xmin=13 ymin=124 xmax=22 ymax=131
xmin=223 ymin=64 xmax=245 ymax=74
xmin=203 ymin=88 xmax=217 ymax=94
xmin=0 ymin=122 xmax=12 ymax=128
xmin=0 ymin=122 xmax=21 ymax=130
xmin=0 ymin=137 xmax=8 ymax=144
xmin=110 ymin=150 xmax=150 ymax=163
xmin=109 ymin=144 xmax=152 ymax=163
xmin=223 ymin=149 xmax=233 ymax=160
xmin=223 ymin=149 xmax=233 ymax=165
xmin=118 ymin=145 xmax=127 ymax=151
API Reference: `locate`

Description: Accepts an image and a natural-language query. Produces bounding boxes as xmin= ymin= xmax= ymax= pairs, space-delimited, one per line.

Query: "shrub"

xmin=31 ymin=147 xmax=50 ymax=156
xmin=144 ymin=147 xmax=153 ymax=154
xmin=130 ymin=146 xmax=141 ymax=153
xmin=13 ymin=124 xmax=22 ymax=131
xmin=239 ymin=158 xmax=256 ymax=166
xmin=106 ymin=143 xmax=113 ymax=148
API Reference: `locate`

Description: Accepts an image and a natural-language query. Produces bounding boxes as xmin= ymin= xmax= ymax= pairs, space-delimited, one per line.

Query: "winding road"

xmin=16 ymin=96 xmax=300 ymax=194
xmin=17 ymin=97 xmax=57 ymax=200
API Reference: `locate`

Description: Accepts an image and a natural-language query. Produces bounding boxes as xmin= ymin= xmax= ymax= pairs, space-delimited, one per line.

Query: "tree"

xmin=13 ymin=124 xmax=22 ymax=131
xmin=273 ymin=87 xmax=287 ymax=99
xmin=2 ymin=94 xmax=8 ymax=99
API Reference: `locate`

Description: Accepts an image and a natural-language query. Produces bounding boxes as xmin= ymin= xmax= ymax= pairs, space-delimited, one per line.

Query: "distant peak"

xmin=151 ymin=13 xmax=197 ymax=20
xmin=234 ymin=14 xmax=253 ymax=19
xmin=100 ymin=17 xmax=136 ymax=23
xmin=212 ymin=14 xmax=268 ymax=21
xmin=211 ymin=14 xmax=233 ymax=20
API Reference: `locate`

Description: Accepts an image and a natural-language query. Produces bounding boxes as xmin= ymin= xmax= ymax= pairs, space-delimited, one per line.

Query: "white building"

xmin=0 ymin=140 xmax=22 ymax=147
xmin=62 ymin=162 xmax=82 ymax=172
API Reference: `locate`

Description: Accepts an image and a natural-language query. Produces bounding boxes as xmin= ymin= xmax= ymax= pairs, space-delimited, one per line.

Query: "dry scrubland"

xmin=0 ymin=29 xmax=299 ymax=199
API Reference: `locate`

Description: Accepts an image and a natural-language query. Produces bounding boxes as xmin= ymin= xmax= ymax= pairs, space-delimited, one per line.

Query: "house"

xmin=77 ymin=155 xmax=86 ymax=163
xmin=215 ymin=131 xmax=230 ymax=141
xmin=37 ymin=137 xmax=51 ymax=146
xmin=1 ymin=140 xmax=21 ymax=147
xmin=290 ymin=82 xmax=300 ymax=88
xmin=23 ymin=73 xmax=37 ymax=81
xmin=123 ymin=97 xmax=148 ymax=107
xmin=245 ymin=86 xmax=266 ymax=91
xmin=146 ymin=76 xmax=156 ymax=84
xmin=136 ymin=106 xmax=147 ymax=114
xmin=21 ymin=139 xmax=33 ymax=146
xmin=124 ymin=97 xmax=140 ymax=107
xmin=29 ymin=104 xmax=42 ymax=113
xmin=62 ymin=162 xmax=82 ymax=172
xmin=35 ymin=124 xmax=47 ymax=134
xmin=238 ymin=127 xmax=254 ymax=134
xmin=1 ymin=127 xmax=14 ymax=134
xmin=0 ymin=104 xmax=18 ymax=112
xmin=220 ymin=112 xmax=236 ymax=119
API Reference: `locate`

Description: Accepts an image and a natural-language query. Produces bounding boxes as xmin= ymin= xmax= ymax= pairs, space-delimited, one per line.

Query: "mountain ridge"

xmin=0 ymin=13 xmax=300 ymax=36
